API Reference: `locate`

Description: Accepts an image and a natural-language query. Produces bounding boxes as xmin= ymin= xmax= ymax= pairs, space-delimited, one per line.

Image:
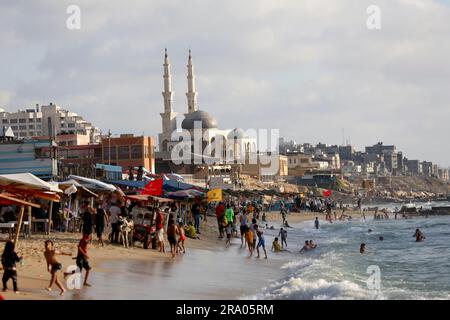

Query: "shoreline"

xmin=1 ymin=209 xmax=367 ymax=300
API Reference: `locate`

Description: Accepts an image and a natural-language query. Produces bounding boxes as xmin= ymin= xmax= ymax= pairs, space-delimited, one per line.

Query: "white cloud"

xmin=0 ymin=0 xmax=449 ymax=166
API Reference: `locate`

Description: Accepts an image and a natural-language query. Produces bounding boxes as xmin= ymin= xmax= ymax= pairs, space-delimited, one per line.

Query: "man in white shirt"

xmin=108 ymin=203 xmax=121 ymax=244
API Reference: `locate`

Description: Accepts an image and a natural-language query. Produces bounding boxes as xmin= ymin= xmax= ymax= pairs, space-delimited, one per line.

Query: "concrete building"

xmin=422 ymin=161 xmax=433 ymax=177
xmin=438 ymin=168 xmax=449 ymax=182
xmin=0 ymin=104 xmax=101 ymax=143
xmin=397 ymin=152 xmax=404 ymax=174
xmin=365 ymin=142 xmax=396 ymax=155
xmin=58 ymin=144 xmax=102 ymax=178
xmin=406 ymin=160 xmax=422 ymax=175
xmin=101 ymin=134 xmax=155 ymax=174
xmin=55 ymin=133 xmax=90 ymax=147
xmin=0 ymin=138 xmax=57 ymax=178
xmin=339 ymin=145 xmax=354 ymax=161
xmin=383 ymin=151 xmax=398 ymax=174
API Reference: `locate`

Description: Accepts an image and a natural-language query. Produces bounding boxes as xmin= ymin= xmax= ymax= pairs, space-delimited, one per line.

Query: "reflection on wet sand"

xmin=61 ymin=244 xmax=286 ymax=300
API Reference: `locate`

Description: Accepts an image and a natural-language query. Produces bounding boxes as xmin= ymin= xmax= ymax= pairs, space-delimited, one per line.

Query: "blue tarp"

xmin=108 ymin=179 xmax=206 ymax=193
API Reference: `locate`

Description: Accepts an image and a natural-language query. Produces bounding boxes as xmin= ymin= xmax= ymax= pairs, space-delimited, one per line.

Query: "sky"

xmin=0 ymin=0 xmax=449 ymax=167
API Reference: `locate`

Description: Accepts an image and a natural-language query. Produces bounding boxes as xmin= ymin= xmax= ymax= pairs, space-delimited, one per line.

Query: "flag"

xmin=141 ymin=178 xmax=163 ymax=196
xmin=323 ymin=189 xmax=332 ymax=197
xmin=207 ymin=188 xmax=222 ymax=202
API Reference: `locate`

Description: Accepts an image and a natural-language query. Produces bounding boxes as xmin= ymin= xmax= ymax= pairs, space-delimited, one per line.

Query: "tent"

xmin=165 ymin=189 xmax=205 ymax=200
xmin=0 ymin=173 xmax=62 ymax=193
xmin=68 ymin=175 xmax=117 ymax=192
xmin=0 ymin=173 xmax=62 ymax=243
xmin=56 ymin=180 xmax=98 ymax=197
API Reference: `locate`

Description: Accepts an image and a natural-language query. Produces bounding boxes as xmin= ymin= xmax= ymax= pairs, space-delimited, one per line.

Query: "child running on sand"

xmin=76 ymin=234 xmax=92 ymax=287
xmin=1 ymin=240 xmax=22 ymax=293
xmin=177 ymin=222 xmax=186 ymax=253
xmin=44 ymin=240 xmax=72 ymax=295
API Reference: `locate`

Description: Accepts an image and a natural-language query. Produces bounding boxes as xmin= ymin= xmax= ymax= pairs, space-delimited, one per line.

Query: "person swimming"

xmin=414 ymin=229 xmax=425 ymax=242
xmin=299 ymin=240 xmax=310 ymax=253
xmin=379 ymin=236 xmax=384 ymax=241
xmin=360 ymin=243 xmax=366 ymax=254
xmin=308 ymin=240 xmax=317 ymax=249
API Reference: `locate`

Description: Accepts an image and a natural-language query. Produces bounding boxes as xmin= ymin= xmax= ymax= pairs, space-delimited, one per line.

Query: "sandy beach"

xmin=1 ymin=209 xmax=367 ymax=300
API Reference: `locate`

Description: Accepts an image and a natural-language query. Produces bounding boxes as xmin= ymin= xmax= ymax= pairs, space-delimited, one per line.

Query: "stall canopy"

xmin=68 ymin=175 xmax=117 ymax=192
xmin=165 ymin=189 xmax=205 ymax=200
xmin=0 ymin=173 xmax=62 ymax=193
xmin=0 ymin=193 xmax=41 ymax=208
xmin=109 ymin=178 xmax=207 ymax=193
xmin=125 ymin=194 xmax=175 ymax=203
xmin=54 ymin=180 xmax=98 ymax=198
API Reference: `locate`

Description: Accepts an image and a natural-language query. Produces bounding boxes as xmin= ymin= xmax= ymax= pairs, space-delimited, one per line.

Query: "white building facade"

xmin=0 ymin=103 xmax=101 ymax=144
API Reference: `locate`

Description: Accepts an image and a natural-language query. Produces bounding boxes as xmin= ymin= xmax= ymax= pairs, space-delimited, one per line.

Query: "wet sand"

xmin=1 ymin=209 xmax=366 ymax=300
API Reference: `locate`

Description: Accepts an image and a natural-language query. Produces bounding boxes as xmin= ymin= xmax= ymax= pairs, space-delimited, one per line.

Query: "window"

xmin=11 ymin=126 xmax=18 ymax=130
xmin=68 ymin=123 xmax=75 ymax=128
xmin=61 ymin=123 xmax=66 ymax=128
xmin=10 ymin=119 xmax=18 ymax=124
xmin=29 ymin=125 xmax=34 ymax=129
xmin=59 ymin=141 xmax=66 ymax=146
xmin=36 ymin=118 xmax=41 ymax=122
xmin=118 ymin=146 xmax=129 ymax=159
xmin=19 ymin=118 xmax=26 ymax=123
xmin=36 ymin=124 xmax=42 ymax=129
xmin=2 ymin=119 xmax=8 ymax=124
xmin=19 ymin=132 xmax=27 ymax=137
xmin=19 ymin=125 xmax=27 ymax=130
xmin=28 ymin=119 xmax=34 ymax=123
xmin=131 ymin=145 xmax=142 ymax=159
xmin=103 ymin=147 xmax=116 ymax=160
xmin=29 ymin=132 xmax=34 ymax=136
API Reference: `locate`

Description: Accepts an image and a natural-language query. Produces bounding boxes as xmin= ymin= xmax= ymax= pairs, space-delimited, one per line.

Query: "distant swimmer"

xmin=368 ymin=229 xmax=372 ymax=233
xmin=300 ymin=240 xmax=310 ymax=253
xmin=360 ymin=243 xmax=366 ymax=254
xmin=379 ymin=236 xmax=384 ymax=241
xmin=314 ymin=217 xmax=320 ymax=230
xmin=308 ymin=240 xmax=317 ymax=249
xmin=414 ymin=229 xmax=426 ymax=242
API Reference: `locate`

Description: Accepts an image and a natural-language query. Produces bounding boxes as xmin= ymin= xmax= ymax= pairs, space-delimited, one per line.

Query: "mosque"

xmin=157 ymin=49 xmax=257 ymax=164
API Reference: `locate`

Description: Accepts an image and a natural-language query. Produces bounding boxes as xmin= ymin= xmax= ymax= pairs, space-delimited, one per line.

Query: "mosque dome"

xmin=181 ymin=110 xmax=218 ymax=130
xmin=227 ymin=128 xmax=246 ymax=139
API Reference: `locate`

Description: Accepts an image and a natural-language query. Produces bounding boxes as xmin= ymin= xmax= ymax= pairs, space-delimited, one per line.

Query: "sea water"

xmin=246 ymin=211 xmax=450 ymax=300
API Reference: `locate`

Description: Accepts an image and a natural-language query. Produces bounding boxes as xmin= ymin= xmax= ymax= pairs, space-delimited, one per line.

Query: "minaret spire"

xmin=159 ymin=48 xmax=177 ymax=153
xmin=186 ymin=49 xmax=198 ymax=114
xmin=162 ymin=47 xmax=173 ymax=113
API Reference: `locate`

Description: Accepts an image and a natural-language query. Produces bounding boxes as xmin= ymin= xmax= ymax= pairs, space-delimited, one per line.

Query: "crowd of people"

xmin=0 ymin=193 xmax=431 ymax=298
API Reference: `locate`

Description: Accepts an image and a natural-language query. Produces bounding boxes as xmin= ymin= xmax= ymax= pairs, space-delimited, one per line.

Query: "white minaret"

xmin=186 ymin=49 xmax=198 ymax=114
xmin=159 ymin=48 xmax=178 ymax=153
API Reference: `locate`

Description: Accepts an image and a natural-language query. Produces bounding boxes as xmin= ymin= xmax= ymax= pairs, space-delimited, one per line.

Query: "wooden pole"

xmin=48 ymin=201 xmax=54 ymax=235
xmin=28 ymin=206 xmax=32 ymax=237
xmin=14 ymin=206 xmax=25 ymax=244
